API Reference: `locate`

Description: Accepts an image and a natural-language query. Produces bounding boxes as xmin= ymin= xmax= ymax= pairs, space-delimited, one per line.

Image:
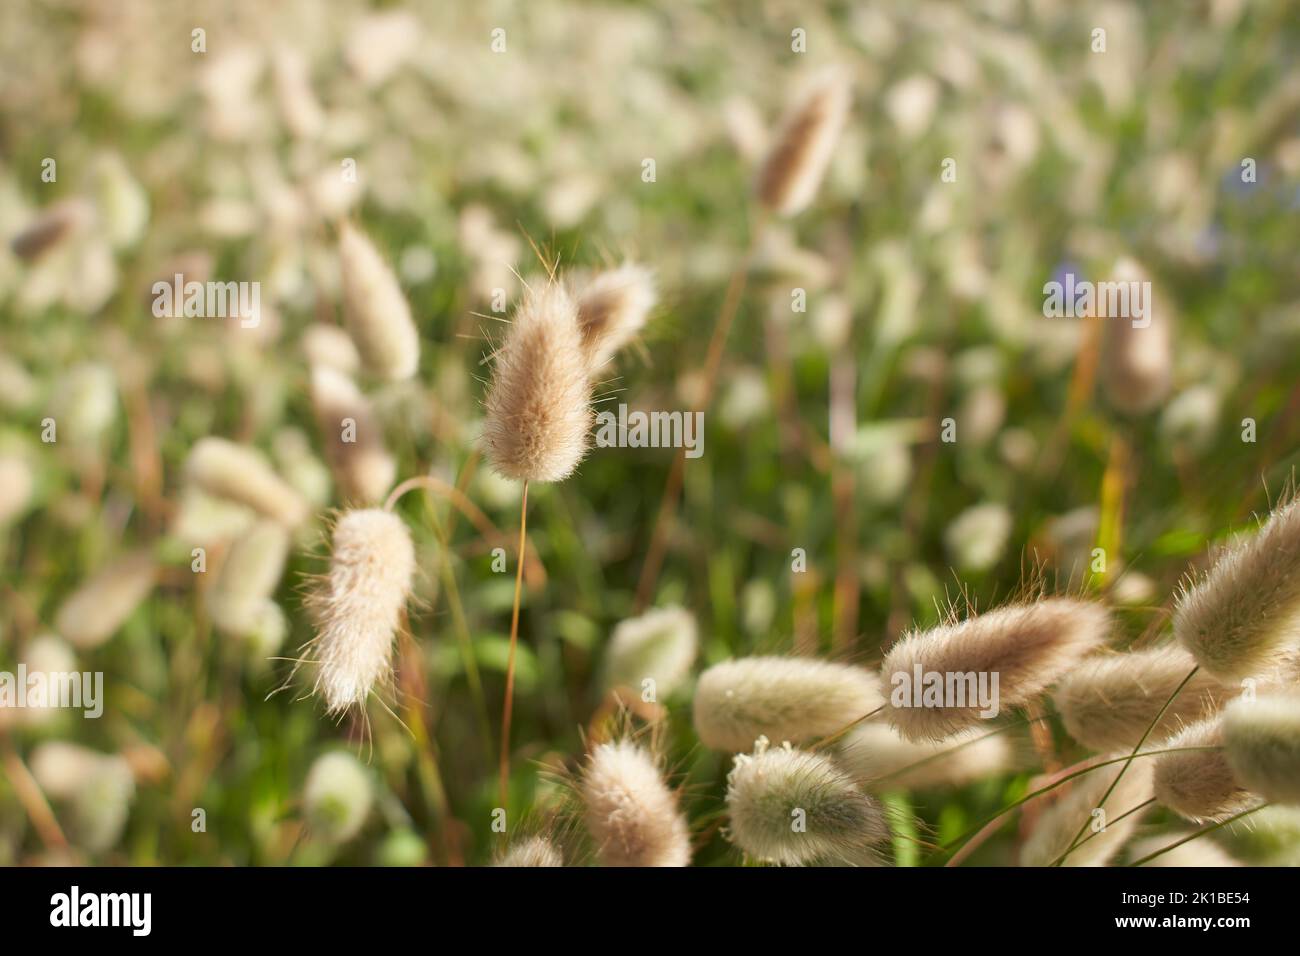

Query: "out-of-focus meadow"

xmin=2 ymin=0 xmax=1300 ymax=866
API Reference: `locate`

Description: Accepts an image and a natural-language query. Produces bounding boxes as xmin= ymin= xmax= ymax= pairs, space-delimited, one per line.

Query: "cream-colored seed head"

xmin=581 ymin=740 xmax=691 ymax=867
xmin=694 ymin=655 xmax=882 ymax=753
xmin=881 ymin=598 xmax=1110 ymax=742
xmin=303 ymin=751 xmax=373 ymax=843
xmin=29 ymin=742 xmax=136 ymax=852
xmin=496 ymin=835 xmax=564 ymax=867
xmin=725 ymin=738 xmax=886 ymax=866
xmin=481 ymin=282 xmax=592 ymax=483
xmin=603 ymin=605 xmax=698 ymax=700
xmin=338 ymin=221 xmax=419 ymax=381
xmin=1222 ymin=694 xmax=1300 ymax=805
xmin=55 ymin=362 xmax=117 ymax=447
xmin=1054 ymin=644 xmax=1231 ymax=752
xmin=754 ymin=67 xmax=851 ymax=217
xmin=211 ymin=521 xmax=291 ymax=637
xmin=0 ymin=454 xmax=34 ymax=526
xmin=1174 ymin=497 xmax=1300 ymax=682
xmin=1020 ymin=756 xmax=1154 ymax=866
xmin=306 ymin=508 xmax=415 ymax=714
xmin=1152 ymin=716 xmax=1260 ymax=823
xmin=185 ymin=436 xmax=308 ymax=527
xmin=1128 ymin=832 xmax=1241 ymax=867
xmin=1101 ymin=258 xmax=1173 ymax=415
xmin=838 ymin=722 xmax=1013 ymax=791
xmin=944 ymin=502 xmax=1013 ymax=572
xmin=575 ymin=263 xmax=656 ymax=370
xmin=30 ymin=742 xmax=115 ymax=797
xmin=11 ymin=635 xmax=78 ymax=726
xmin=72 ymin=758 xmax=136 ymax=852
xmin=310 ymin=365 xmax=396 ymax=505
xmin=302 ymin=323 xmax=361 ymax=373
xmin=54 ymin=551 xmax=157 ymax=649
xmin=10 ymin=199 xmax=92 ymax=261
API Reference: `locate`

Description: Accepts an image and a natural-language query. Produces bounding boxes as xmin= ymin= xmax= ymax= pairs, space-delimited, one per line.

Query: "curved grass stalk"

xmin=498 ymin=480 xmax=529 ymax=810
xmin=931 ymin=745 xmax=1223 ymax=865
xmin=1046 ymin=797 xmax=1155 ymax=866
xmin=1055 ymin=664 xmax=1200 ymax=865
xmin=1127 ymin=804 xmax=1268 ymax=867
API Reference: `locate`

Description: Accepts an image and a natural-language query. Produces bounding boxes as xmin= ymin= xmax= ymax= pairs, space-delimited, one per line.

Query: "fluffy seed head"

xmin=1222 ymin=694 xmax=1300 ymax=805
xmin=1174 ymin=497 xmax=1300 ymax=682
xmin=481 ymin=282 xmax=592 ymax=483
xmin=1020 ymin=755 xmax=1154 ymax=866
xmin=211 ymin=521 xmax=291 ymax=637
xmin=0 ymin=453 xmax=34 ymax=526
xmin=185 ymin=437 xmax=308 ymax=527
xmin=581 ymin=740 xmax=691 ymax=867
xmin=302 ymin=323 xmax=361 ymax=373
xmin=338 ymin=221 xmax=419 ymax=381
xmin=1101 ymin=258 xmax=1173 ymax=415
xmin=725 ymin=738 xmax=887 ymax=866
xmin=9 ymin=635 xmax=78 ymax=727
xmin=10 ymin=199 xmax=92 ymax=261
xmin=54 ymin=551 xmax=156 ymax=649
xmin=30 ymin=742 xmax=117 ymax=797
xmin=881 ymin=598 xmax=1110 ymax=742
xmin=754 ymin=67 xmax=851 ymax=217
xmin=944 ymin=501 xmax=1012 ymax=572
xmin=496 ymin=836 xmax=564 ymax=867
xmin=303 ymin=751 xmax=373 ymax=843
xmin=1054 ymin=644 xmax=1232 ymax=752
xmin=306 ymin=509 xmax=415 ymax=714
xmin=310 ymin=365 xmax=395 ymax=504
xmin=603 ymin=605 xmax=698 ymax=700
xmin=837 ymin=722 xmax=1013 ymax=791
xmin=1152 ymin=716 xmax=1260 ymax=823
xmin=29 ymin=742 xmax=135 ymax=853
xmin=1127 ymin=832 xmax=1240 ymax=867
xmin=72 ymin=757 xmax=136 ymax=853
xmin=694 ymin=655 xmax=882 ymax=753
xmin=55 ymin=362 xmax=118 ymax=447
xmin=575 ymin=263 xmax=656 ymax=369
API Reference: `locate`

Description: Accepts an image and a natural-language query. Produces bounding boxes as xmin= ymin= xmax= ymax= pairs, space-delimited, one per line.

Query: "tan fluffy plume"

xmin=496 ymin=835 xmax=564 ymax=867
xmin=575 ymin=263 xmax=656 ymax=370
xmin=754 ymin=67 xmax=851 ymax=217
xmin=302 ymin=508 xmax=415 ymax=714
xmin=1020 ymin=756 xmax=1154 ymax=866
xmin=837 ymin=722 xmax=1013 ymax=791
xmin=1053 ymin=644 xmax=1231 ymax=752
xmin=693 ymin=655 xmax=882 ymax=753
xmin=310 ymin=365 xmax=395 ymax=505
xmin=1174 ymin=497 xmax=1300 ymax=682
xmin=185 ymin=436 xmax=309 ymax=528
xmin=1152 ymin=716 xmax=1261 ymax=823
xmin=581 ymin=740 xmax=691 ymax=867
xmin=1222 ymin=694 xmax=1300 ymax=806
xmin=881 ymin=598 xmax=1110 ymax=742
xmin=725 ymin=738 xmax=887 ymax=866
xmin=481 ymin=281 xmax=592 ymax=483
xmin=1100 ymin=258 xmax=1173 ymax=415
xmin=338 ymin=221 xmax=420 ymax=381
xmin=54 ymin=551 xmax=157 ymax=650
